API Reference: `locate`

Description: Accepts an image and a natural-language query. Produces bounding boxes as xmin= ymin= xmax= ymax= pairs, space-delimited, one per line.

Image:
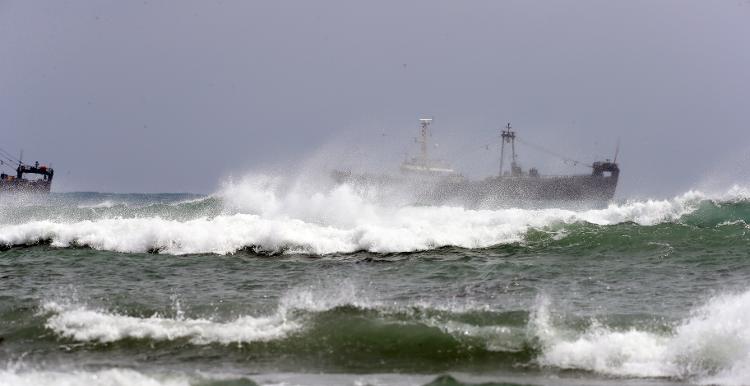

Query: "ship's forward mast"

xmin=499 ymin=123 xmax=522 ymax=177
xmin=416 ymin=118 xmax=432 ymax=166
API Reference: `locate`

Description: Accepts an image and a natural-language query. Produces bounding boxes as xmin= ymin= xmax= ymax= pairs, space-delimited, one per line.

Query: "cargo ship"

xmin=332 ymin=119 xmax=619 ymax=207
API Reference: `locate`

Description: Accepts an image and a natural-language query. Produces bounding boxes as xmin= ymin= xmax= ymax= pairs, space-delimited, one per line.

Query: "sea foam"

xmin=0 ymin=368 xmax=194 ymax=386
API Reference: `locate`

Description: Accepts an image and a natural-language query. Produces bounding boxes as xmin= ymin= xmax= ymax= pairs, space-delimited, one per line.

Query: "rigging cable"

xmin=0 ymin=154 xmax=19 ymax=167
xmin=434 ymin=130 xmax=502 ymax=163
xmin=515 ymin=137 xmax=592 ymax=168
xmin=0 ymin=159 xmax=16 ymax=172
xmin=0 ymin=147 xmax=22 ymax=164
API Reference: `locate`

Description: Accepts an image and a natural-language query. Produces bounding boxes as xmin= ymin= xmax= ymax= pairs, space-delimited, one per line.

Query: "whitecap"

xmin=43 ymin=301 xmax=298 ymax=345
xmin=533 ymin=289 xmax=750 ymax=385
xmin=0 ymin=178 xmax=744 ymax=255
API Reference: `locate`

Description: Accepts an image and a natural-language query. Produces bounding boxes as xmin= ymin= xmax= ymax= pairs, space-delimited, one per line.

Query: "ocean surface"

xmin=1 ymin=177 xmax=750 ymax=386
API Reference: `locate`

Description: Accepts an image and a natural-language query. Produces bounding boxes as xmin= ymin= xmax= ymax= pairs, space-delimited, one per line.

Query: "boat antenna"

xmin=499 ymin=122 xmax=516 ymax=177
xmin=418 ymin=118 xmax=432 ymax=165
xmin=613 ymin=138 xmax=621 ymax=163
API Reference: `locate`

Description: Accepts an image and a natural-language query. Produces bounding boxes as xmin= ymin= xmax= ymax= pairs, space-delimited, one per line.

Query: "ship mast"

xmin=417 ymin=118 xmax=432 ymax=165
xmin=499 ymin=122 xmax=517 ymax=177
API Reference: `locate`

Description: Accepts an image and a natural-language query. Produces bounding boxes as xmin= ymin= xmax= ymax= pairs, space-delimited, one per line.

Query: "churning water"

xmin=1 ymin=177 xmax=750 ymax=386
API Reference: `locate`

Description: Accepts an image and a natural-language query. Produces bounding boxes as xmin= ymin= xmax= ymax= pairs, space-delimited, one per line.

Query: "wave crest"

xmin=1 ymin=180 xmax=749 ymax=255
xmin=43 ymin=300 xmax=298 ymax=345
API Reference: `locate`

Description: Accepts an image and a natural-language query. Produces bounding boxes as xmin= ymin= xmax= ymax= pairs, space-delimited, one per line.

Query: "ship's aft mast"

xmin=418 ymin=118 xmax=432 ymax=165
xmin=499 ymin=122 xmax=518 ymax=177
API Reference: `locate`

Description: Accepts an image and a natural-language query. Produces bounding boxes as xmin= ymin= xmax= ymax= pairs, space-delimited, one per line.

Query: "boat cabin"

xmin=9 ymin=161 xmax=54 ymax=181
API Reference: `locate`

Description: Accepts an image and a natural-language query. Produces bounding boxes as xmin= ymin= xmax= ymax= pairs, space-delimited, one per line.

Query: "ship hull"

xmin=332 ymin=170 xmax=618 ymax=208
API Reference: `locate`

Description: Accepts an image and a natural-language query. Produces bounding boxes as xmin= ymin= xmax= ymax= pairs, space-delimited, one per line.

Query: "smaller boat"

xmin=1 ymin=160 xmax=54 ymax=193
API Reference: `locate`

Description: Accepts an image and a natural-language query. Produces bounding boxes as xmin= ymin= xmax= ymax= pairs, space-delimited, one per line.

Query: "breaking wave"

xmin=535 ymin=289 xmax=750 ymax=385
xmin=0 ymin=177 xmax=749 ymax=255
xmin=43 ymin=301 xmax=298 ymax=345
xmin=40 ymin=281 xmax=370 ymax=345
xmin=36 ymin=282 xmax=750 ymax=385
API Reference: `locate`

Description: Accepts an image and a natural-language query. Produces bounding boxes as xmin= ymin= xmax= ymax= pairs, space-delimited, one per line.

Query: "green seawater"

xmin=1 ymin=188 xmax=749 ymax=386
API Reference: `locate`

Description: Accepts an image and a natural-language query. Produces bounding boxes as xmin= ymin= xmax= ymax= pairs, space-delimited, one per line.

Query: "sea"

xmin=1 ymin=176 xmax=749 ymax=386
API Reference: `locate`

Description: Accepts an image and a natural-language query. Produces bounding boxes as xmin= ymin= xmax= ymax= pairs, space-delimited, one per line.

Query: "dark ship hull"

xmin=441 ymin=173 xmax=617 ymax=204
xmin=332 ymin=164 xmax=619 ymax=208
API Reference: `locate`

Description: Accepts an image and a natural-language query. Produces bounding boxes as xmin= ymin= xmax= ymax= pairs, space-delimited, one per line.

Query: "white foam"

xmin=0 ymin=178 xmax=738 ymax=255
xmin=43 ymin=301 xmax=298 ymax=345
xmin=0 ymin=368 xmax=192 ymax=386
xmin=0 ymin=367 xmax=265 ymax=386
xmin=699 ymin=184 xmax=750 ymax=203
xmin=534 ymin=289 xmax=750 ymax=385
xmin=0 ymin=215 xmax=358 ymax=255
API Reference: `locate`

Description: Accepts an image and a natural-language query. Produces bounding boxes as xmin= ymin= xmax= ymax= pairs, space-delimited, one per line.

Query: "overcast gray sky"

xmin=1 ymin=0 xmax=748 ymax=197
